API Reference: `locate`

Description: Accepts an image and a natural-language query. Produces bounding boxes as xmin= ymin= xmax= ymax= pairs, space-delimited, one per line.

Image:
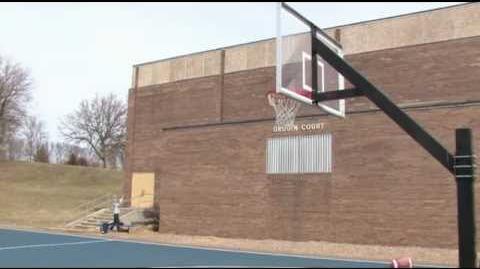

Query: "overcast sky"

xmin=0 ymin=2 xmax=464 ymax=141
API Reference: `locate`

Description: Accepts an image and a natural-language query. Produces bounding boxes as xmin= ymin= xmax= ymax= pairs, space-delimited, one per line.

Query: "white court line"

xmin=106 ymin=238 xmax=391 ymax=266
xmin=154 ymin=265 xmax=298 ymax=268
xmin=0 ymin=227 xmax=449 ymax=268
xmin=0 ymin=240 xmax=109 ymax=251
xmin=0 ymin=227 xmax=388 ymax=265
xmin=6 ymin=226 xmax=371 ymax=263
xmin=0 ymin=226 xmax=108 ymax=241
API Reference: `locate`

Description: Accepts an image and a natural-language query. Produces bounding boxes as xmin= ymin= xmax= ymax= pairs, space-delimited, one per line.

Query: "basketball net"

xmin=267 ymin=91 xmax=301 ymax=128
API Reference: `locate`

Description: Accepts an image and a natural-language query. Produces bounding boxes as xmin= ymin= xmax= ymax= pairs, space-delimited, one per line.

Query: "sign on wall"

xmin=131 ymin=173 xmax=155 ymax=208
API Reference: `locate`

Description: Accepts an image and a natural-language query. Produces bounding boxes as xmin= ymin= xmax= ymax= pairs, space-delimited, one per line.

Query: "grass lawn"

xmin=0 ymin=161 xmax=124 ymax=228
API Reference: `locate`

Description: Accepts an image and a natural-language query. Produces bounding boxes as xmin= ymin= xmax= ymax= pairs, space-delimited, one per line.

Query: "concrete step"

xmin=91 ymin=216 xmax=123 ymax=221
xmin=86 ymin=218 xmax=109 ymax=223
xmin=78 ymin=222 xmax=101 ymax=227
xmin=92 ymin=215 xmax=112 ymax=219
xmin=89 ymin=219 xmax=111 ymax=223
xmin=87 ymin=215 xmax=109 ymax=219
xmin=102 ymin=208 xmax=130 ymax=212
xmin=74 ymin=224 xmax=97 ymax=228
xmin=76 ymin=217 xmax=130 ymax=226
xmin=93 ymin=213 xmax=111 ymax=216
xmin=74 ymin=225 xmax=96 ymax=230
xmin=67 ymin=207 xmax=138 ymax=230
xmin=81 ymin=220 xmax=98 ymax=223
xmin=94 ymin=213 xmax=129 ymax=218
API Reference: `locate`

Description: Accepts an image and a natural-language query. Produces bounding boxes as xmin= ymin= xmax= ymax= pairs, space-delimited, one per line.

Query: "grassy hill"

xmin=0 ymin=161 xmax=124 ymax=228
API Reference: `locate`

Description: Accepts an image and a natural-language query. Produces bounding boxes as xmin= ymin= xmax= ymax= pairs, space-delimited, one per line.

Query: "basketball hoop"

xmin=266 ymin=90 xmax=301 ymax=128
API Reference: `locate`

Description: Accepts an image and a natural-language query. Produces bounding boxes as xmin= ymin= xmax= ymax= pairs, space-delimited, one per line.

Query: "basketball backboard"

xmin=276 ymin=2 xmax=347 ymax=118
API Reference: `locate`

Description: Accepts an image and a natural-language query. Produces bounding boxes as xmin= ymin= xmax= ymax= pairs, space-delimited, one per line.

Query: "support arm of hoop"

xmin=313 ymin=88 xmax=364 ymax=103
xmin=312 ymin=38 xmax=454 ymax=174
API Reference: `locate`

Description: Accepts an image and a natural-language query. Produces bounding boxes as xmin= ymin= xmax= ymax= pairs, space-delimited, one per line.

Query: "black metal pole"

xmin=312 ymin=37 xmax=454 ymax=173
xmin=455 ymin=128 xmax=477 ymax=268
xmin=280 ymin=5 xmax=477 ymax=265
xmin=311 ymin=27 xmax=318 ymax=103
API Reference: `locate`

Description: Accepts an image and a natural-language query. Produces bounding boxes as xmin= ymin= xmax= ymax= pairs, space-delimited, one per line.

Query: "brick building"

xmin=124 ymin=3 xmax=480 ymax=248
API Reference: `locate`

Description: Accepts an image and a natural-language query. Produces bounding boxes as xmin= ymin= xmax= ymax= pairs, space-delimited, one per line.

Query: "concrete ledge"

xmin=132 ymin=3 xmax=480 ymax=88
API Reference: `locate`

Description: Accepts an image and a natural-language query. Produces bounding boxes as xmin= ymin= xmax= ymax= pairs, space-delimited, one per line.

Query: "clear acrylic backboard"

xmin=276 ymin=2 xmax=347 ymax=118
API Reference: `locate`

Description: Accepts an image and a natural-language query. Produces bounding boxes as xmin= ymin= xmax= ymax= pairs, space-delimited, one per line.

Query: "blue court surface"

xmin=0 ymin=228 xmax=440 ymax=268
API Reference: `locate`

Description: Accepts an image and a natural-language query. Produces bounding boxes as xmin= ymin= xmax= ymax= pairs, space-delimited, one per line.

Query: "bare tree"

xmin=62 ymin=143 xmax=97 ymax=166
xmin=49 ymin=142 xmax=57 ymax=163
xmin=60 ymin=93 xmax=127 ymax=168
xmin=34 ymin=142 xmax=50 ymax=163
xmin=0 ymin=56 xmax=32 ymax=159
xmin=7 ymin=136 xmax=25 ymax=160
xmin=83 ymin=147 xmax=101 ymax=167
xmin=51 ymin=142 xmax=67 ymax=164
xmin=22 ymin=116 xmax=47 ymax=162
xmin=111 ymin=145 xmax=125 ymax=170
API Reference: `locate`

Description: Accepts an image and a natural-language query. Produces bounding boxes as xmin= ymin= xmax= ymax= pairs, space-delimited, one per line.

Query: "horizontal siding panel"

xmin=267 ymin=134 xmax=332 ymax=174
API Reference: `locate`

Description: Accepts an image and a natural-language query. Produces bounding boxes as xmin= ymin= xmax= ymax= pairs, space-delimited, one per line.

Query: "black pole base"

xmin=455 ymin=128 xmax=477 ymax=268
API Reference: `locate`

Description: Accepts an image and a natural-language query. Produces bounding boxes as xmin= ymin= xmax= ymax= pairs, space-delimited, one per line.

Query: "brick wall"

xmin=125 ymin=36 xmax=480 ymax=248
xmin=154 ymin=107 xmax=480 ymax=247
